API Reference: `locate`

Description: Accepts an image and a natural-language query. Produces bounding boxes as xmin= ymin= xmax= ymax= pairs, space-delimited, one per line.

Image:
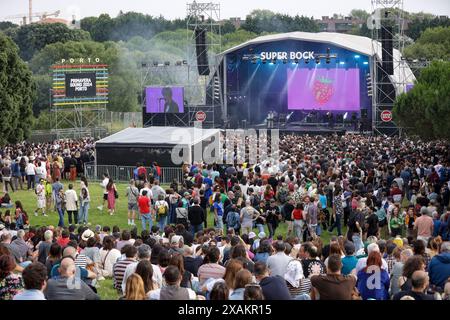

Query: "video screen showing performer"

xmin=145 ymin=86 xmax=184 ymax=113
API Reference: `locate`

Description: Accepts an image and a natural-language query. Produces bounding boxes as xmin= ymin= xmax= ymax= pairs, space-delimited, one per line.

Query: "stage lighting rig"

xmin=271 ymin=58 xmax=277 ymax=64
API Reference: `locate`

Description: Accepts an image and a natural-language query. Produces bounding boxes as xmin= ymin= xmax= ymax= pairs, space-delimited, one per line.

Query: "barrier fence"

xmin=84 ymin=163 xmax=184 ymax=185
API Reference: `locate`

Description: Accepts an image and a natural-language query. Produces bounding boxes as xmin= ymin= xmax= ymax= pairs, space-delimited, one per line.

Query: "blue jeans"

xmin=27 ymin=175 xmax=35 ymax=189
xmin=329 ymin=214 xmax=342 ymax=236
xmin=169 ymin=204 xmax=177 ymax=224
xmin=157 ymin=215 xmax=167 ymax=232
xmin=191 ymin=223 xmax=203 ymax=235
xmin=78 ymin=203 xmax=89 ymax=224
xmin=256 ymin=224 xmax=265 ymax=234
xmin=215 ymin=216 xmax=224 ymax=231
xmin=57 ymin=207 xmax=65 ymax=227
xmin=141 ymin=213 xmax=152 ymax=231
xmin=294 ymin=293 xmax=311 ymax=300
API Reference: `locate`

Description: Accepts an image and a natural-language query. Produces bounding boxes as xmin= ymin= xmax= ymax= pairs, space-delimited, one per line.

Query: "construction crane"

xmin=3 ymin=0 xmax=60 ymax=25
xmin=4 ymin=10 xmax=61 ymax=25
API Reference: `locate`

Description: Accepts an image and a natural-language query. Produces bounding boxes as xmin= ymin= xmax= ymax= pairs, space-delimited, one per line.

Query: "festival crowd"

xmin=0 ymin=134 xmax=449 ymax=300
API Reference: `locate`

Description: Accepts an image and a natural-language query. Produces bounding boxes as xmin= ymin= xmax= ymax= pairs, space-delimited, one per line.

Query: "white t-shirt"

xmin=355 ymin=256 xmax=389 ymax=273
xmin=101 ymin=178 xmax=109 ymax=195
xmin=121 ymin=261 xmax=163 ymax=294
xmin=140 ymin=187 xmax=153 ymax=199
xmin=25 ymin=163 xmax=36 ymax=175
xmin=65 ymin=189 xmax=78 ymax=211
xmin=99 ymin=248 xmax=121 ymax=277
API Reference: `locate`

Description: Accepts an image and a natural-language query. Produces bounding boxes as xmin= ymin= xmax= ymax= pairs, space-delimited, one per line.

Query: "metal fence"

xmin=84 ymin=163 xmax=183 ymax=185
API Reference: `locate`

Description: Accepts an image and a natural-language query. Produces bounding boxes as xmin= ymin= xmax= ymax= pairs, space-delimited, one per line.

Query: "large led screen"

xmin=287 ymin=68 xmax=360 ymax=111
xmin=145 ymin=86 xmax=184 ymax=113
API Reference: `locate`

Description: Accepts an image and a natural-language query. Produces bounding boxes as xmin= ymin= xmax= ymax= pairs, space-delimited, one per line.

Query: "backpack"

xmin=157 ymin=202 xmax=168 ymax=216
xmin=138 ymin=167 xmax=146 ymax=180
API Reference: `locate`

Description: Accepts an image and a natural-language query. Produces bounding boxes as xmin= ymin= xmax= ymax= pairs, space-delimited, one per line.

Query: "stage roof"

xmin=220 ymin=31 xmax=416 ymax=91
xmin=95 ymin=127 xmax=221 ymax=147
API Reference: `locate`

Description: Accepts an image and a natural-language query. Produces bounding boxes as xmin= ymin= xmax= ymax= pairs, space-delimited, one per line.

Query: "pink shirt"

xmin=415 ymin=215 xmax=433 ymax=237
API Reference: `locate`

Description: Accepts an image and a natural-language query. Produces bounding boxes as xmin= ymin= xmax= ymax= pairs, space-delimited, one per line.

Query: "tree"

xmin=0 ymin=21 xmax=18 ymax=31
xmin=404 ymin=26 xmax=450 ymax=60
xmin=406 ymin=15 xmax=450 ymax=40
xmin=0 ymin=33 xmax=35 ymax=145
xmin=5 ymin=22 xmax=90 ymax=61
xmin=393 ymin=61 xmax=450 ymax=140
xmin=221 ymin=20 xmax=236 ymax=35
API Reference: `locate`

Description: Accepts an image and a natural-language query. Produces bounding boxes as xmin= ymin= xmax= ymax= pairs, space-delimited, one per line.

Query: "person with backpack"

xmin=155 ymin=194 xmax=169 ymax=232
xmin=125 ymin=179 xmax=139 ymax=226
xmin=226 ymin=204 xmax=241 ymax=234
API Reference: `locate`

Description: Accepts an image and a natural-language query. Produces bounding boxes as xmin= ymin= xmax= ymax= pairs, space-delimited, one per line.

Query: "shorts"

xmin=37 ymin=199 xmax=46 ymax=209
xmin=103 ymin=194 xmax=108 ymax=200
xmin=128 ymin=203 xmax=138 ymax=211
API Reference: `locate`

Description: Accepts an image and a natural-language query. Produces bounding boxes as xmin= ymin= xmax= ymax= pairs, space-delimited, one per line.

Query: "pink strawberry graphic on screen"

xmin=313 ymin=76 xmax=334 ymax=105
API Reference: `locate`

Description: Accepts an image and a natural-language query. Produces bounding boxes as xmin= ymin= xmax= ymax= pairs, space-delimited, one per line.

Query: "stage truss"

xmin=186 ymin=1 xmax=223 ymax=125
xmin=370 ymin=0 xmax=412 ymax=136
xmin=51 ymin=63 xmax=108 ymax=139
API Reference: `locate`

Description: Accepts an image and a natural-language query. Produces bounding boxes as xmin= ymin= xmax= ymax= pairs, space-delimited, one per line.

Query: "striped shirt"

xmin=75 ymin=254 xmax=88 ymax=268
xmin=197 ymin=263 xmax=226 ymax=286
xmin=113 ymin=258 xmax=136 ymax=290
xmin=286 ymin=278 xmax=312 ymax=298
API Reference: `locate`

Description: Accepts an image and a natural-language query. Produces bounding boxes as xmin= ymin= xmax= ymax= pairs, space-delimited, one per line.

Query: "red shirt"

xmin=138 ymin=196 xmax=151 ymax=214
xmin=57 ymin=237 xmax=70 ymax=248
xmin=292 ymin=208 xmax=303 ymax=220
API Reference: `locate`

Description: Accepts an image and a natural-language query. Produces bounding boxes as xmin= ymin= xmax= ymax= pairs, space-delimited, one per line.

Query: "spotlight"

xmin=153 ymin=61 xmax=158 ymax=67
xmin=141 ymin=62 xmax=147 ymax=68
xmin=164 ymin=61 xmax=170 ymax=66
xmin=305 ymin=59 xmax=309 ymax=64
xmin=271 ymin=58 xmax=277 ymax=64
xmin=294 ymin=58 xmax=299 ymax=64
xmin=339 ymin=61 xmax=345 ymax=65
xmin=283 ymin=59 xmax=288 ymax=64
xmin=363 ymin=61 xmax=369 ymax=65
xmin=183 ymin=60 xmax=188 ymax=65
xmin=262 ymin=59 xmax=267 ymax=64
xmin=315 ymin=57 xmax=320 ymax=64
xmin=251 ymin=57 xmax=257 ymax=64
xmin=175 ymin=61 xmax=182 ymax=66
xmin=343 ymin=112 xmax=348 ymax=120
xmin=326 ymin=57 xmax=331 ymax=64
xmin=354 ymin=55 xmax=360 ymax=59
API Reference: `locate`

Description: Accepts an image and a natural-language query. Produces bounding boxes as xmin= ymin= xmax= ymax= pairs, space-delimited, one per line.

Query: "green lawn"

xmin=5 ymin=179 xmax=342 ymax=299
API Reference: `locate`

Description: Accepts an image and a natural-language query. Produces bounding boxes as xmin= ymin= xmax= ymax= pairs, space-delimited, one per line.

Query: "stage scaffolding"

xmin=370 ymin=0 xmax=413 ymax=136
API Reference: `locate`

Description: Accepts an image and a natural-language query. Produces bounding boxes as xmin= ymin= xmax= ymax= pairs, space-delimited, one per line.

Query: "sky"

xmin=1 ymin=0 xmax=449 ymax=23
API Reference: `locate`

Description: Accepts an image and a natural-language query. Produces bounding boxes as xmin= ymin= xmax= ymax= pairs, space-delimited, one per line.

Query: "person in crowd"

xmin=254 ymin=261 xmax=291 ymax=300
xmin=393 ymin=270 xmax=436 ymax=300
xmin=428 ymin=241 xmax=450 ymax=290
xmin=210 ymin=281 xmax=229 ymax=300
xmin=126 ymin=179 xmax=139 ymax=226
xmin=244 ymin=284 xmax=265 ymax=300
xmin=266 ymin=241 xmax=292 ymax=277
xmin=113 ymin=245 xmax=137 ymax=292
xmin=198 ymin=247 xmax=226 ymax=286
xmin=356 ymin=251 xmax=390 ymax=300
xmin=155 ymin=194 xmax=169 ymax=232
xmin=78 ymin=177 xmax=90 ymax=225
xmin=122 ymin=273 xmax=147 ymax=300
xmin=311 ymin=254 xmax=356 ymax=300
xmin=65 ymin=184 xmax=78 ymax=225
xmin=13 ymin=262 xmax=47 ymax=300
xmin=98 ymin=173 xmax=110 ymax=211
xmin=98 ymin=235 xmax=121 ymax=278
xmin=341 ymin=241 xmax=358 ymax=276
xmin=0 ymin=254 xmax=23 ymax=300
xmin=138 ymin=190 xmax=153 ymax=231
xmin=390 ymin=248 xmax=413 ymax=296
xmin=148 ymin=266 xmax=203 ymax=300
xmin=45 ymin=257 xmax=100 ymax=300
xmin=229 ymin=269 xmax=253 ymax=300
xmin=106 ymin=178 xmax=117 ymax=216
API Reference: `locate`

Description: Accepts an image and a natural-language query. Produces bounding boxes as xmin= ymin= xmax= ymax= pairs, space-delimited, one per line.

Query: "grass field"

xmin=3 ymin=179 xmax=343 ymax=299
